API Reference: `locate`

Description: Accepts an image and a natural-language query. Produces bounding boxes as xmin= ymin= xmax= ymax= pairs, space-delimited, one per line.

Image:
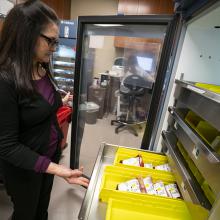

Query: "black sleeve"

xmin=0 ymin=80 xmax=40 ymax=170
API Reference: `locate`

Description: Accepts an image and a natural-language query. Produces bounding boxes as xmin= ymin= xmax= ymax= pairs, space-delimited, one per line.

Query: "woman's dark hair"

xmin=0 ymin=0 xmax=59 ymax=96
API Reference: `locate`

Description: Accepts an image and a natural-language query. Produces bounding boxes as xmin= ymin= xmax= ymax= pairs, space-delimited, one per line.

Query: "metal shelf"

xmin=168 ymin=107 xmax=220 ymax=196
xmin=53 ymin=69 xmax=74 ymax=75
xmin=57 ymin=84 xmax=73 ymax=91
xmin=53 ymin=55 xmax=75 ymax=60
xmin=162 ymin=131 xmax=211 ymax=209
xmin=53 ymin=60 xmax=75 ymax=67
xmin=174 ymin=80 xmax=220 ymax=131
xmin=54 ymin=77 xmax=74 ymax=82
xmin=54 ymin=73 xmax=74 ymax=79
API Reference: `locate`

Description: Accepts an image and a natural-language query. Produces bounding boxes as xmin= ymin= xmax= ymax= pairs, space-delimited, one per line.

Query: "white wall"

xmin=93 ymin=36 xmax=120 ymax=77
xmin=175 ymin=5 xmax=220 ymax=84
xmin=0 ymin=0 xmax=14 ymax=15
xmin=176 ymin=26 xmax=220 ymax=84
xmin=70 ymin=0 xmax=119 ymax=78
xmin=154 ymin=4 xmax=220 ymax=151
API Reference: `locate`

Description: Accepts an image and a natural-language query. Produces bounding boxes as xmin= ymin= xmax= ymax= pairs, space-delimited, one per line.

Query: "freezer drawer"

xmin=167 ymin=107 xmax=220 ymax=197
xmin=78 ymin=143 xmax=210 ymax=220
xmin=78 ymin=143 xmax=170 ymax=220
xmin=161 ymin=131 xmax=211 ymax=209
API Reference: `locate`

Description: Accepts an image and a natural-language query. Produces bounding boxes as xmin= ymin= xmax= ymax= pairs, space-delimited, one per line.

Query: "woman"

xmin=0 ymin=1 xmax=89 ymax=219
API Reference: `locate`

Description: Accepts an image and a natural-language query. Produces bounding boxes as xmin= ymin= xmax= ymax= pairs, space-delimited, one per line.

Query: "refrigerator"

xmin=69 ymin=0 xmax=220 ymax=219
xmin=52 ymin=19 xmax=77 ymax=94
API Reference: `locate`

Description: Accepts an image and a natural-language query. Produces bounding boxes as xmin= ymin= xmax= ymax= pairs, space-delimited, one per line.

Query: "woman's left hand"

xmin=62 ymin=92 xmax=73 ymax=106
xmin=65 ymin=167 xmax=90 ymax=187
xmin=65 ymin=175 xmax=89 ymax=187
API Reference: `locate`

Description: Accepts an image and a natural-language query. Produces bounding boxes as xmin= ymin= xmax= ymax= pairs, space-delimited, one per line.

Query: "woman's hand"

xmin=46 ymin=163 xmax=89 ymax=188
xmin=62 ymin=92 xmax=73 ymax=106
xmin=65 ymin=167 xmax=89 ymax=187
xmin=65 ymin=176 xmax=89 ymax=187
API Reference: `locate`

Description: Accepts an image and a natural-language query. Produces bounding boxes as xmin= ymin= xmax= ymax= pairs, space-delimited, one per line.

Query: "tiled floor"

xmin=0 ymin=114 xmax=143 ymax=219
xmin=0 ymin=184 xmax=12 ymax=220
xmin=79 ymin=114 xmax=144 ymax=176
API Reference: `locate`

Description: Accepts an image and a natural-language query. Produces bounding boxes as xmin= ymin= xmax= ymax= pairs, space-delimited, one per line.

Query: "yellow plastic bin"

xmin=105 ymin=198 xmax=208 ymax=220
xmin=211 ymin=136 xmax=220 ymax=154
xmin=113 ymin=147 xmax=169 ymax=171
xmin=176 ymin=142 xmax=204 ymax=185
xmin=99 ymin=165 xmax=176 ymax=203
xmin=201 ymin=181 xmax=216 ymax=205
xmin=209 ymin=87 xmax=220 ymax=94
xmin=195 ymin=83 xmax=214 ymax=90
xmin=195 ymin=121 xmax=220 ymax=145
xmin=176 ymin=141 xmax=216 ymax=205
xmin=184 ymin=111 xmax=203 ymax=129
xmin=106 ymin=198 xmax=208 ymax=220
xmin=195 ymin=82 xmax=220 ymax=94
xmin=176 ymin=141 xmax=189 ymax=161
xmin=185 ymin=111 xmax=220 ymax=147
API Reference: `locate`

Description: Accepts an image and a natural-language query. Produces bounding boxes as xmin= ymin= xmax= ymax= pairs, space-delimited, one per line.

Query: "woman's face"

xmin=34 ymin=22 xmax=59 ymax=63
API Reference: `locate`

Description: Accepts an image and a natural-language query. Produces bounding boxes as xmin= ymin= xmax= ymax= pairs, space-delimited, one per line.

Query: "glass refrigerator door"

xmin=71 ymin=16 xmax=178 ymax=172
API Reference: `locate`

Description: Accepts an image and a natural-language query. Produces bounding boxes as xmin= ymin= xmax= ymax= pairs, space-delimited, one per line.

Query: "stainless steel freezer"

xmin=75 ymin=1 xmax=220 ymax=219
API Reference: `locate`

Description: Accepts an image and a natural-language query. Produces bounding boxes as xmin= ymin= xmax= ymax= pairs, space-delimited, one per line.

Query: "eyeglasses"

xmin=40 ymin=33 xmax=59 ymax=48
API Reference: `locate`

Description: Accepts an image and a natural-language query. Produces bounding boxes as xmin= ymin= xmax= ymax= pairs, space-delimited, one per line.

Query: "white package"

xmin=154 ymin=181 xmax=168 ymax=197
xmin=165 ymin=183 xmax=181 ymax=198
xmin=118 ymin=179 xmax=141 ymax=193
xmin=155 ymin=163 xmax=171 ymax=172
xmin=121 ymin=156 xmax=143 ymax=167
xmin=143 ymin=176 xmax=156 ymax=195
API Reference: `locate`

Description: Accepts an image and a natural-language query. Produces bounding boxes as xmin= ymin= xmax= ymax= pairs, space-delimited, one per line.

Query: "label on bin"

xmin=181 ymin=182 xmax=186 ymax=191
xmin=192 ymin=146 xmax=200 ymax=159
xmin=174 ymin=122 xmax=178 ymax=130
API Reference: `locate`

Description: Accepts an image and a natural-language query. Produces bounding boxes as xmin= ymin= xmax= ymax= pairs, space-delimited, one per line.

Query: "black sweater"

xmin=0 ymin=77 xmax=63 ymax=170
